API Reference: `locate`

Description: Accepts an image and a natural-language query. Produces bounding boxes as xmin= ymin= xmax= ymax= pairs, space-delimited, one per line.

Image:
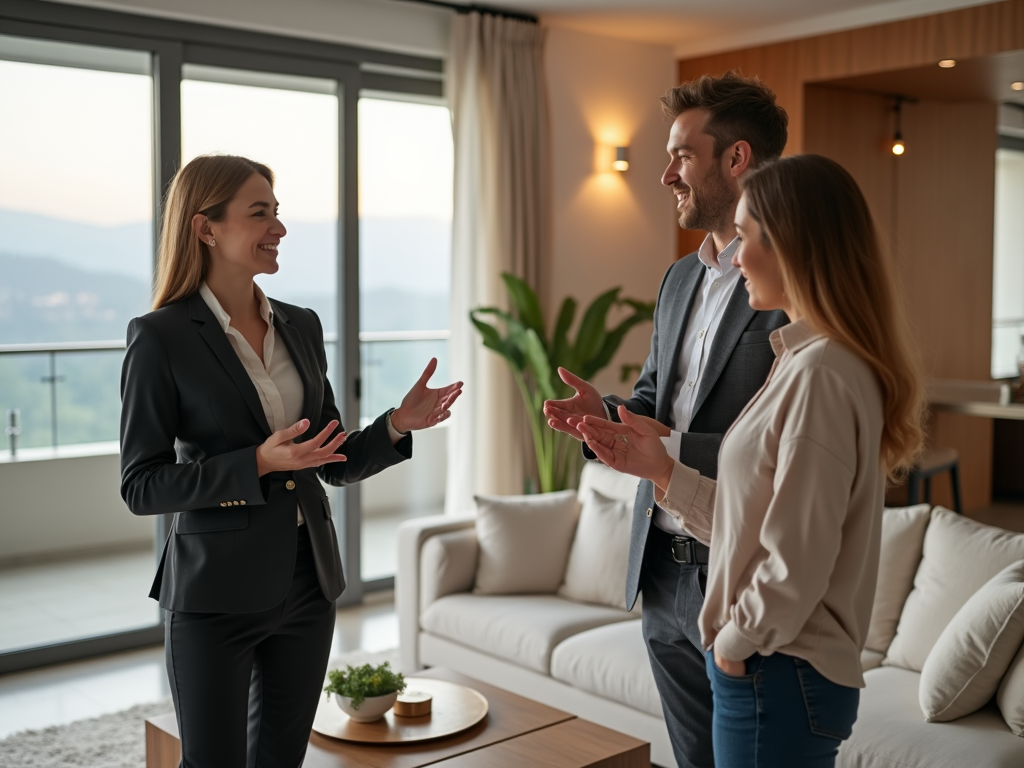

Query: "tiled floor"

xmin=0 ymin=592 xmax=397 ymax=738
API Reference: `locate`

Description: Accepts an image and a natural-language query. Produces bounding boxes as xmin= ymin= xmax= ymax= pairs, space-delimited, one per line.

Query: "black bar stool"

xmin=908 ymin=446 xmax=962 ymax=513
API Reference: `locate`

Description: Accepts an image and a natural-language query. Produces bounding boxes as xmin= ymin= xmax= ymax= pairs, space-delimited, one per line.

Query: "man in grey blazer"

xmin=544 ymin=72 xmax=789 ymax=768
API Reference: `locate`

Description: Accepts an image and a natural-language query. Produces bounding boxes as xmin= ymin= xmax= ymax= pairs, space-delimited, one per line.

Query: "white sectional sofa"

xmin=396 ymin=462 xmax=1024 ymax=768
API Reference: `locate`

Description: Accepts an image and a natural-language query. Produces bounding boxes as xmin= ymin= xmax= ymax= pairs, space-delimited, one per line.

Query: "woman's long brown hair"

xmin=152 ymin=155 xmax=273 ymax=310
xmin=742 ymin=154 xmax=925 ymax=479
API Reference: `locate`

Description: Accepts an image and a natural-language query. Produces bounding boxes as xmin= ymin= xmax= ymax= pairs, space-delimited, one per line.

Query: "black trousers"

xmin=641 ymin=525 xmax=715 ymax=768
xmin=165 ymin=525 xmax=336 ymax=768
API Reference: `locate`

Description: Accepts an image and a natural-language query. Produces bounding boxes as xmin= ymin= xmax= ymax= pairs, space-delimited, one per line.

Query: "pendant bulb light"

xmin=892 ymin=97 xmax=907 ymax=157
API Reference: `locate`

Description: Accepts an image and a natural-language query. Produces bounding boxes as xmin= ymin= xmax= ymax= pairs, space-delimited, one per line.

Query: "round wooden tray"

xmin=311 ymin=677 xmax=488 ymax=744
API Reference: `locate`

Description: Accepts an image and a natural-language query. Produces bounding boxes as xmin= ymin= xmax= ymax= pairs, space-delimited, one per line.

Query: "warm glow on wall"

xmin=938 ymin=59 xmax=956 ymax=68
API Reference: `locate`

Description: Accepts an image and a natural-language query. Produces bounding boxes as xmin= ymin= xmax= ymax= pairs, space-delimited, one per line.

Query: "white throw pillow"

xmin=473 ymin=490 xmax=580 ymax=594
xmin=884 ymin=508 xmax=1024 ymax=671
xmin=558 ymin=488 xmax=633 ymax=609
xmin=997 ymin=638 xmax=1024 ymax=736
xmin=864 ymin=505 xmax=932 ymax=654
xmin=919 ymin=560 xmax=1024 ymax=722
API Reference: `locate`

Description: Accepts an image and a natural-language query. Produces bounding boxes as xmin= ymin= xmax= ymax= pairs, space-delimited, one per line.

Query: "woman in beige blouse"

xmin=578 ymin=154 xmax=923 ymax=767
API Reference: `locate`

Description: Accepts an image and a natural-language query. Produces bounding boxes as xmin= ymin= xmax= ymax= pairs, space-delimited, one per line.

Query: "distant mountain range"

xmin=0 ymin=209 xmax=451 ymax=344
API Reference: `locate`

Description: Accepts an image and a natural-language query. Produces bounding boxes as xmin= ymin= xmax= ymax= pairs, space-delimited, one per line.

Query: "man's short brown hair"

xmin=662 ymin=71 xmax=788 ymax=164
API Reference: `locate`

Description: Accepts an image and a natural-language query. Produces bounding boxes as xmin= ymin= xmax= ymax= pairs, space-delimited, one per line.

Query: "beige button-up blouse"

xmin=659 ymin=320 xmax=885 ymax=688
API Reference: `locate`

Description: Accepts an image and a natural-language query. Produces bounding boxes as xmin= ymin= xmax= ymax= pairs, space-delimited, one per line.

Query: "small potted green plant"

xmin=324 ymin=662 xmax=406 ymax=723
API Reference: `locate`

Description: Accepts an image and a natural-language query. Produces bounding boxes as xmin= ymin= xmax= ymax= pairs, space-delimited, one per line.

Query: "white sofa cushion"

xmin=558 ymin=488 xmax=633 ymax=610
xmin=838 ymin=667 xmax=1023 ymax=768
xmin=885 ymin=508 xmax=1024 ymax=671
xmin=865 ymin=505 xmax=931 ymax=654
xmin=997 ymin=639 xmax=1024 ymax=736
xmin=473 ymin=490 xmax=579 ymax=594
xmin=577 ymin=460 xmax=640 ymax=505
xmin=420 ymin=593 xmax=633 ymax=674
xmin=861 ymin=649 xmax=885 ymax=672
xmin=550 ymin=620 xmax=662 ymax=717
xmin=920 ymin=560 xmax=1024 ymax=722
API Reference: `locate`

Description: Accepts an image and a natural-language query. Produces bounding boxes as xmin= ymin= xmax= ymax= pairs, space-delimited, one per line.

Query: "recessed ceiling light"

xmin=938 ymin=59 xmax=956 ymax=68
xmin=1012 ymin=81 xmax=1024 ymax=91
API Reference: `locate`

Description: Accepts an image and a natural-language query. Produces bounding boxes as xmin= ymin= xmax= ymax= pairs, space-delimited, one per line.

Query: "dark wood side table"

xmin=146 ymin=668 xmax=649 ymax=768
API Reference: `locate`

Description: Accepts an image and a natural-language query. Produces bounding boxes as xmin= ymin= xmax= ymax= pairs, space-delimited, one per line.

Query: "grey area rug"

xmin=0 ymin=648 xmax=399 ymax=768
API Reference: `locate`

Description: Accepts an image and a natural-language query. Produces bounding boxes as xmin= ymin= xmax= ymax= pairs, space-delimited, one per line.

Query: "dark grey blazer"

xmin=119 ymin=292 xmax=411 ymax=614
xmin=608 ymin=254 xmax=787 ymax=611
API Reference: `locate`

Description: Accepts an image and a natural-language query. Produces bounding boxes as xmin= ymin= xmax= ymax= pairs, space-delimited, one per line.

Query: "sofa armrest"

xmin=421 ymin=528 xmax=478 ymax=609
xmin=396 ymin=514 xmax=476 ymax=672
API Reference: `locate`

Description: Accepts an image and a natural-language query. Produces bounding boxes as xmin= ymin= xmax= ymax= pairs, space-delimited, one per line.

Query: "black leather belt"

xmin=652 ymin=524 xmax=709 ymax=565
xmin=671 ymin=536 xmax=709 ymax=565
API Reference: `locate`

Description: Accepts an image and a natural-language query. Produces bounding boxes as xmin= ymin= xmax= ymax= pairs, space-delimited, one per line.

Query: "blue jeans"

xmin=705 ymin=650 xmax=859 ymax=768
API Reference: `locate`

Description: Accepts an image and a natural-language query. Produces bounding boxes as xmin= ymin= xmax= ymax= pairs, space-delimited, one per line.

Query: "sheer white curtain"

xmin=445 ymin=11 xmax=550 ymax=513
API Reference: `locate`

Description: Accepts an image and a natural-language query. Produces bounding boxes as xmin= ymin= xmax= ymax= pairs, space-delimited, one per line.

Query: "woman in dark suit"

xmin=120 ymin=154 xmax=461 ymax=768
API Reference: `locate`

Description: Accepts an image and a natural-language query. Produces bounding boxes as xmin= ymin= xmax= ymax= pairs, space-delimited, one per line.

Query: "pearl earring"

xmin=209 ymin=238 xmax=216 ymax=247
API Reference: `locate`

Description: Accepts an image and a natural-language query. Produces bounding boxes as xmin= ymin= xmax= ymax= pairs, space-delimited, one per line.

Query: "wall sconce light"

xmin=938 ymin=59 xmax=956 ymax=68
xmin=892 ymin=96 xmax=907 ymax=156
xmin=1012 ymin=81 xmax=1024 ymax=91
xmin=612 ymin=146 xmax=629 ymax=172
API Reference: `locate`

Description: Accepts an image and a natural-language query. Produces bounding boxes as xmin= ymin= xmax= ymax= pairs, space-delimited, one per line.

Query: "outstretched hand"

xmin=576 ymin=406 xmax=675 ymax=491
xmin=543 ymin=367 xmax=607 ymax=441
xmin=391 ymin=358 xmax=463 ymax=433
xmin=256 ymin=419 xmax=348 ymax=477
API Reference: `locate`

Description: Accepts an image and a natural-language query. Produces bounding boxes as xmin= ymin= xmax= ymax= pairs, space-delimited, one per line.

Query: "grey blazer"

xmin=605 ymin=254 xmax=788 ymax=611
xmin=119 ymin=293 xmax=411 ymax=613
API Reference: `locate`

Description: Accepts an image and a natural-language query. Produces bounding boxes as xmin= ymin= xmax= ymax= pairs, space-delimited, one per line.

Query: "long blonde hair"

xmin=153 ymin=155 xmax=273 ymax=309
xmin=742 ymin=154 xmax=925 ymax=479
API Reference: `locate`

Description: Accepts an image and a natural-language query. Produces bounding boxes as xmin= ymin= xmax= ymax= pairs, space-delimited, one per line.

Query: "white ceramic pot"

xmin=334 ymin=691 xmax=399 ymax=722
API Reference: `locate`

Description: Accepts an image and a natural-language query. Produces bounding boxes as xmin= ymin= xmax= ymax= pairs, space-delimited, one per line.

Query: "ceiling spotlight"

xmin=938 ymin=59 xmax=956 ymax=68
xmin=892 ymin=134 xmax=906 ymax=155
xmin=612 ymin=146 xmax=629 ymax=172
xmin=1012 ymin=81 xmax=1024 ymax=91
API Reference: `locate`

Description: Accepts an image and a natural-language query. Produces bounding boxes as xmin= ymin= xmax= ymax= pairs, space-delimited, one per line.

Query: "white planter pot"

xmin=334 ymin=692 xmax=399 ymax=723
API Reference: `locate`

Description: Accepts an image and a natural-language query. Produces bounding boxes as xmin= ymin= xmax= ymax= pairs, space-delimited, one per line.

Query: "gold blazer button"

xmin=220 ymin=502 xmax=227 ymax=507
xmin=285 ymin=480 xmax=296 ymax=490
xmin=646 ymin=507 xmax=653 ymax=518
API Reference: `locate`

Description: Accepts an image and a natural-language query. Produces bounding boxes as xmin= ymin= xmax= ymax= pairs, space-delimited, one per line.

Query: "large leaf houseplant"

xmin=471 ymin=273 xmax=654 ymax=493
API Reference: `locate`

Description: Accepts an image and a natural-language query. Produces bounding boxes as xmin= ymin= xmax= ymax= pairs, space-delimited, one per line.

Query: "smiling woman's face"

xmin=200 ymin=172 xmax=287 ymax=278
xmin=732 ymin=193 xmax=790 ymax=315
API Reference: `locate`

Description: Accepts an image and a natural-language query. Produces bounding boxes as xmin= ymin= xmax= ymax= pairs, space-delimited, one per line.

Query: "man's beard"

xmin=677 ymin=163 xmax=735 ymax=232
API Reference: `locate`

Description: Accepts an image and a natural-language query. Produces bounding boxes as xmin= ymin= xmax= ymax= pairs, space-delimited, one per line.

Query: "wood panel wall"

xmin=804 ymin=86 xmax=997 ymax=510
xmin=677 ymin=0 xmax=1024 ymax=153
xmin=675 ymin=2 xmax=1020 ymax=510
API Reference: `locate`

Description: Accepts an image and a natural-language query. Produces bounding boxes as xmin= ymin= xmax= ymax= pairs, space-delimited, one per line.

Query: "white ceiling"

xmin=445 ymin=0 xmax=996 ymax=58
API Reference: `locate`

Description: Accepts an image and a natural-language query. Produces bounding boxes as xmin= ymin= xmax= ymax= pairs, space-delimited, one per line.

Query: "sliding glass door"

xmin=0 ymin=0 xmax=446 ymax=671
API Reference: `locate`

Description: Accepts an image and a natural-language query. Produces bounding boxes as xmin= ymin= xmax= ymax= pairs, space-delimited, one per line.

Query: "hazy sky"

xmin=0 ymin=59 xmax=453 ymax=228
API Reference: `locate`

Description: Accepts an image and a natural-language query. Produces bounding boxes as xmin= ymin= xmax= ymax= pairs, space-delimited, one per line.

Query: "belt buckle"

xmin=671 ymin=536 xmax=694 ymax=564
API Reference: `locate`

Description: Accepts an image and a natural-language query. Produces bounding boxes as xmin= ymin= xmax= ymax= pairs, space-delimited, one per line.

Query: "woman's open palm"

xmin=391 ymin=358 xmax=463 ymax=433
xmin=577 ymin=407 xmax=675 ymax=488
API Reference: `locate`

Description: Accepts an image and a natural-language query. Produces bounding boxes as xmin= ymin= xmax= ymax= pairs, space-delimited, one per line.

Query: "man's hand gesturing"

xmin=543 ymin=367 xmax=606 ymax=441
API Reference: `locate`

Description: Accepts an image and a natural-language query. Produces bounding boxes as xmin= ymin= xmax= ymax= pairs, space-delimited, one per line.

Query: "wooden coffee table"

xmin=146 ymin=667 xmax=649 ymax=767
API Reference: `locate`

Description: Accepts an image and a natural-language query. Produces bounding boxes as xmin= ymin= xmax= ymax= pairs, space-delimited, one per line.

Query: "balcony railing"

xmin=0 ymin=330 xmax=450 ymax=455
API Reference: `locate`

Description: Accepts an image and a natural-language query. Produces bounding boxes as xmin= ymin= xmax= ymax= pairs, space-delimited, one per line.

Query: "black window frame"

xmin=0 ymin=0 xmax=444 ymax=673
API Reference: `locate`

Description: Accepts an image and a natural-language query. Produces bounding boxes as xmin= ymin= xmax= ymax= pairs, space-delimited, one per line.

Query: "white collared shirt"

xmin=199 ymin=281 xmax=307 ymax=524
xmin=654 ymin=234 xmax=743 ymax=536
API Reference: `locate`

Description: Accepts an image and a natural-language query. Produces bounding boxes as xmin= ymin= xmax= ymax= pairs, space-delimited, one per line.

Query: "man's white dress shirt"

xmin=617 ymin=235 xmax=743 ymax=537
